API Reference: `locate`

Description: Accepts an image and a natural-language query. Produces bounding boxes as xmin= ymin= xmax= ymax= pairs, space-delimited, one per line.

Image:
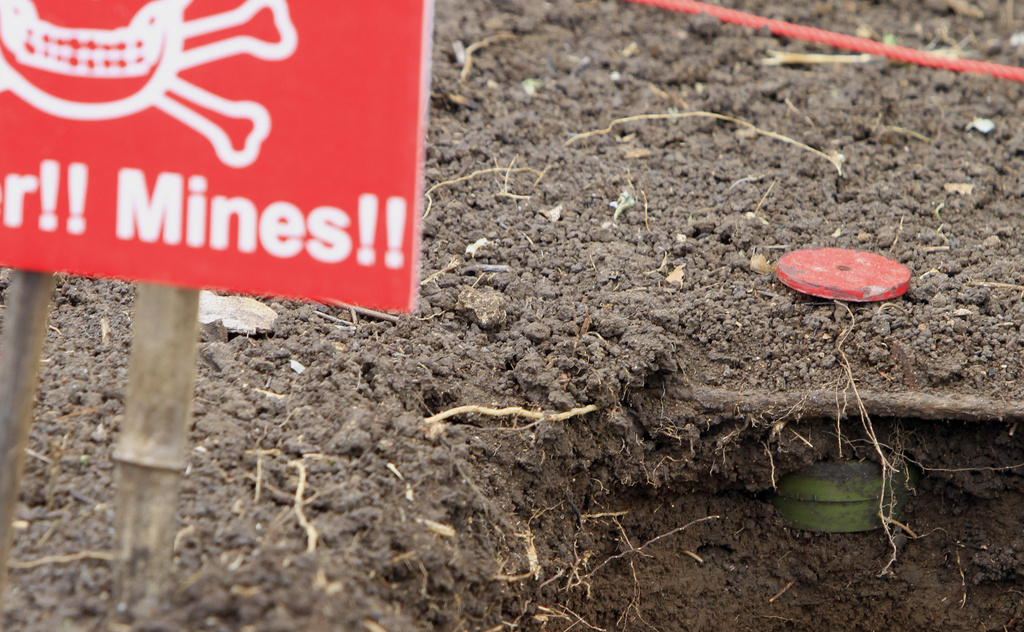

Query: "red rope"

xmin=622 ymin=0 xmax=1024 ymax=83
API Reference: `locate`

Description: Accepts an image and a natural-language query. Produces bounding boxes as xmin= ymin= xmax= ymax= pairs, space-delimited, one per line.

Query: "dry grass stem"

xmin=459 ymin=32 xmax=515 ymax=82
xmin=884 ymin=125 xmax=932 ymax=143
xmin=424 ymin=166 xmax=545 ymax=218
xmin=25 ymin=448 xmax=52 ymax=464
xmin=762 ymin=50 xmax=874 ymax=65
xmin=326 ymin=301 xmax=401 ymax=324
xmin=287 ymin=459 xmax=319 ymax=553
xmin=753 ymin=179 xmax=777 ymax=216
xmin=565 ymin=111 xmax=844 ymax=176
xmin=420 ymin=255 xmax=463 ymax=286
xmin=966 ymin=280 xmax=1024 ymax=291
xmin=496 ymin=157 xmax=533 ymax=201
xmin=363 ymin=620 xmax=391 ymax=632
xmin=9 ymin=550 xmax=114 ymax=569
xmin=416 ymin=518 xmax=456 ymax=538
xmin=769 ymin=581 xmax=795 ymax=603
xmin=947 ymin=0 xmax=984 ymax=18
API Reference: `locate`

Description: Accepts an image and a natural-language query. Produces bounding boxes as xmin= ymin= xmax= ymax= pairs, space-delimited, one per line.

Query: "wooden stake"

xmin=113 ymin=283 xmax=200 ymax=618
xmin=667 ymin=384 xmax=1024 ymax=423
xmin=0 ymin=271 xmax=54 ymax=607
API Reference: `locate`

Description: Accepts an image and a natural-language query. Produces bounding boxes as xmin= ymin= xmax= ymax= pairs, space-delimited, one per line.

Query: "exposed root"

xmin=882 ymin=515 xmax=920 ymax=539
xmin=585 ymin=515 xmax=719 ymax=579
xmin=834 ymin=303 xmax=898 ymax=574
xmin=564 ymin=111 xmax=844 ymax=176
xmin=535 ymin=604 xmax=606 ymax=632
xmin=423 ymin=404 xmax=600 ymax=439
xmin=618 ymin=560 xmax=659 ymax=631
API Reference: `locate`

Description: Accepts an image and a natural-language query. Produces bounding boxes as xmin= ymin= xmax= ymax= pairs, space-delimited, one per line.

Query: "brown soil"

xmin=6 ymin=0 xmax=1024 ymax=630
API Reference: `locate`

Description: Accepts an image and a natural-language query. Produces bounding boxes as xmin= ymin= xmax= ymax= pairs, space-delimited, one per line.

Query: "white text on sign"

xmin=0 ymin=162 xmax=407 ymax=268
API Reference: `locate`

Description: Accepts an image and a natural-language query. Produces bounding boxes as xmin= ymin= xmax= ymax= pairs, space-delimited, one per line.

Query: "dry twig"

xmin=666 ymin=384 xmax=1024 ymax=423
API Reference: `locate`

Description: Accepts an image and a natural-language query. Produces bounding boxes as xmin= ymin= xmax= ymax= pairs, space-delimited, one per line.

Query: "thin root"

xmin=423 ymin=166 xmax=546 ymax=218
xmin=585 ymin=515 xmax=719 ymax=578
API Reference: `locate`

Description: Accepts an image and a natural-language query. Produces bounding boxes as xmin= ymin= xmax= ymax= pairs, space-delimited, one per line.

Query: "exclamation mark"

xmin=38 ymin=160 xmax=59 ymax=232
xmin=357 ymin=193 xmax=377 ymax=266
xmin=67 ymin=163 xmax=88 ymax=235
xmin=384 ymin=197 xmax=406 ymax=270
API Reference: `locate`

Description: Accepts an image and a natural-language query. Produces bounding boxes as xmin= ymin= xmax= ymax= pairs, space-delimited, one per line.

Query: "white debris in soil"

xmin=965 ymin=117 xmax=995 ymax=134
xmin=465 ymin=237 xmax=491 ymax=257
xmin=198 ymin=291 xmax=278 ymax=335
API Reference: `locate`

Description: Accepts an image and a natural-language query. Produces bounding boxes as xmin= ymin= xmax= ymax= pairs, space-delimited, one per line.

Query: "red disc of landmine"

xmin=776 ymin=248 xmax=910 ymax=302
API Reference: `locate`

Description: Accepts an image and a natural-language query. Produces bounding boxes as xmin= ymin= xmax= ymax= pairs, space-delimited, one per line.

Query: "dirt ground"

xmin=5 ymin=0 xmax=1024 ymax=630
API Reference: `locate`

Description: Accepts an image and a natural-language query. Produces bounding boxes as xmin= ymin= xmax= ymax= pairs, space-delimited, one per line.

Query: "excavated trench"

xmin=519 ymin=379 xmax=1024 ymax=631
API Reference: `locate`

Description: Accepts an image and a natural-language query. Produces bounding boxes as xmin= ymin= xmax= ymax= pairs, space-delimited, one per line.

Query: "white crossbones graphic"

xmin=0 ymin=0 xmax=298 ymax=168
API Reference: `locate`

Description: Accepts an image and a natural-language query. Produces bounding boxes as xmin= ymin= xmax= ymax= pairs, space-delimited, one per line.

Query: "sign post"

xmin=0 ymin=271 xmax=54 ymax=603
xmin=112 ymin=284 xmax=201 ymax=614
xmin=0 ymin=0 xmax=432 ymax=620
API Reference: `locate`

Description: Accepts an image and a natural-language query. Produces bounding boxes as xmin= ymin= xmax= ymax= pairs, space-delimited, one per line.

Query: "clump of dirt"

xmin=5 ymin=0 xmax=1024 ymax=630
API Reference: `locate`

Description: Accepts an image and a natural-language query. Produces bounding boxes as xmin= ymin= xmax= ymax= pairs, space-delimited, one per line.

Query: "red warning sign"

xmin=0 ymin=0 xmax=432 ymax=311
